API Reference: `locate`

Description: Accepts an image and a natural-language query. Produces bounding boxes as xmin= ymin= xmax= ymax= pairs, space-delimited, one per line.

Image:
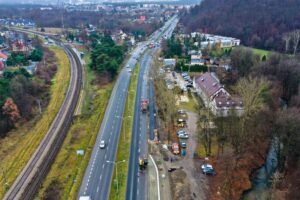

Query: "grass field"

xmin=36 ymin=84 xmax=113 ymax=199
xmin=178 ymin=91 xmax=198 ymax=112
xmin=0 ymin=47 xmax=70 ymax=198
xmin=109 ymin=63 xmax=140 ymax=200
xmin=251 ymin=47 xmax=271 ymax=58
xmin=36 ymin=48 xmax=114 ymax=199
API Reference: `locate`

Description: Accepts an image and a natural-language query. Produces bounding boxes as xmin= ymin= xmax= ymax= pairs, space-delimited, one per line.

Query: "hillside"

xmin=181 ymin=0 xmax=300 ymax=52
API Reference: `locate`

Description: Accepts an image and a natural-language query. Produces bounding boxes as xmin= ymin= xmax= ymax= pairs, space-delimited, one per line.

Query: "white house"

xmin=190 ymin=55 xmax=205 ymax=66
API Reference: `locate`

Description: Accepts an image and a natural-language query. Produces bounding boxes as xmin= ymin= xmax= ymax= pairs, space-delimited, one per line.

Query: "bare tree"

xmin=282 ymin=33 xmax=291 ymax=53
xmin=233 ymin=76 xmax=269 ymax=154
xmin=291 ymin=30 xmax=300 ymax=54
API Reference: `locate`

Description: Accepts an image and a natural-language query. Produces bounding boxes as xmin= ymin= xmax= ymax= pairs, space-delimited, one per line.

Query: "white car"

xmin=100 ymin=140 xmax=106 ymax=149
xmin=128 ymin=68 xmax=132 ymax=73
xmin=178 ymin=133 xmax=189 ymax=139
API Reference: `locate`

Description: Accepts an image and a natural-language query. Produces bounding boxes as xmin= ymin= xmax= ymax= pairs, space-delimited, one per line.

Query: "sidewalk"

xmin=148 ymin=142 xmax=172 ymax=200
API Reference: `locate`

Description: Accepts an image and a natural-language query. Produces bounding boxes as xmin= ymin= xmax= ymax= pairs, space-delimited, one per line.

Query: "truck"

xmin=141 ymin=99 xmax=149 ymax=113
xmin=139 ymin=156 xmax=148 ymax=170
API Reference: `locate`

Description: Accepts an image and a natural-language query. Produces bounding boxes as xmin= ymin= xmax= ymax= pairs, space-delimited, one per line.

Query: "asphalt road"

xmin=78 ymin=43 xmax=144 ymax=200
xmin=78 ymin=15 xmax=178 ymax=200
xmin=125 ymin=17 xmax=179 ymax=200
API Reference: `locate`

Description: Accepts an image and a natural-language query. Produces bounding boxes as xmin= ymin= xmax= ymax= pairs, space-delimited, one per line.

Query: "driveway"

xmin=164 ymin=111 xmax=209 ymax=200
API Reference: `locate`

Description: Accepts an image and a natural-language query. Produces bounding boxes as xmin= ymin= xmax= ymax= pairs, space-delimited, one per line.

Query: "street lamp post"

xmin=106 ymin=160 xmax=126 ymax=200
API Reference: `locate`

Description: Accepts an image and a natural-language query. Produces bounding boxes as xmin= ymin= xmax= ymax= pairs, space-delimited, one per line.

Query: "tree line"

xmin=181 ymin=0 xmax=300 ymax=53
xmin=89 ymin=34 xmax=124 ymax=79
xmin=0 ymin=46 xmax=57 ymax=137
xmin=199 ymin=47 xmax=300 ymax=199
xmin=6 ymin=49 xmax=43 ymax=66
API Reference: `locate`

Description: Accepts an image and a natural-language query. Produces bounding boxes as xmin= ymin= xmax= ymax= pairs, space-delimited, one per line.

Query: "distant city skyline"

xmin=0 ymin=0 xmax=199 ymax=4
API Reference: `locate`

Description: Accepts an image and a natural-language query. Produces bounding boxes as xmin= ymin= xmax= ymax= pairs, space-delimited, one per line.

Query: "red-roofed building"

xmin=0 ymin=51 xmax=7 ymax=61
xmin=12 ymin=40 xmax=29 ymax=53
xmin=193 ymin=72 xmax=243 ymax=116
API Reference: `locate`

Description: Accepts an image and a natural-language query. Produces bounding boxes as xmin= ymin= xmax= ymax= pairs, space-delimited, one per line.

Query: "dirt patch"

xmin=42 ymin=180 xmax=62 ymax=200
xmin=169 ymin=169 xmax=191 ymax=200
xmin=161 ymin=111 xmax=209 ymax=200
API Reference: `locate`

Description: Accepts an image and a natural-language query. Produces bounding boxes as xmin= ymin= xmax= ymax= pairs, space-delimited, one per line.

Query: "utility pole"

xmin=106 ymin=160 xmax=126 ymax=200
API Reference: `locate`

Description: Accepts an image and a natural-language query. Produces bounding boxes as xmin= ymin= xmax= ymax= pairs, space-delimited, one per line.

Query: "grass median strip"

xmin=109 ymin=63 xmax=140 ymax=200
xmin=0 ymin=47 xmax=70 ymax=198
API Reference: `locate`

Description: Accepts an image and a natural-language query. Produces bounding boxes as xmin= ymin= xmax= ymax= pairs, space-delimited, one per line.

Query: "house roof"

xmin=195 ymin=72 xmax=222 ymax=98
xmin=0 ymin=51 xmax=7 ymax=60
xmin=214 ymin=92 xmax=243 ymax=108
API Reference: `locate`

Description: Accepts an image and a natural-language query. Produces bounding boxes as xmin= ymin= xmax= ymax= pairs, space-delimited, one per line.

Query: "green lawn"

xmin=109 ymin=63 xmax=140 ymax=200
xmin=178 ymin=91 xmax=198 ymax=112
xmin=251 ymin=48 xmax=271 ymax=58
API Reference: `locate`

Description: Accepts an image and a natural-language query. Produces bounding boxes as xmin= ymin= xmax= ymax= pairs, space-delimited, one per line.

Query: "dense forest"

xmin=181 ymin=0 xmax=300 ymax=52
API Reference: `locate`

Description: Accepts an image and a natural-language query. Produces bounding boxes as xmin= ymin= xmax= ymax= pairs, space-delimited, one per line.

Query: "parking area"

xmin=164 ymin=111 xmax=209 ymax=200
xmin=164 ymin=71 xmax=194 ymax=92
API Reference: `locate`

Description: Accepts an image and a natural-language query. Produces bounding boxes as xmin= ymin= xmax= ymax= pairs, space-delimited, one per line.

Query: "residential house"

xmin=0 ymin=51 xmax=7 ymax=62
xmin=193 ymin=72 xmax=243 ymax=116
xmin=211 ymin=92 xmax=244 ymax=116
xmin=12 ymin=40 xmax=29 ymax=53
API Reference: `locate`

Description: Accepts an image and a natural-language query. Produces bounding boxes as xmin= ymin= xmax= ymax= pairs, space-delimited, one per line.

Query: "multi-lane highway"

xmin=78 ymin=40 xmax=145 ymax=200
xmin=125 ymin=17 xmax=179 ymax=200
xmin=3 ymin=36 xmax=83 ymax=199
xmin=78 ymin=15 xmax=178 ymax=200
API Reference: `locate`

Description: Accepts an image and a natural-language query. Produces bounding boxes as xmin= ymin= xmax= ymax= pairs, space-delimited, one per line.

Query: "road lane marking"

xmin=102 ymin=164 xmax=105 ymax=169
xmin=97 ymin=186 xmax=100 ymax=193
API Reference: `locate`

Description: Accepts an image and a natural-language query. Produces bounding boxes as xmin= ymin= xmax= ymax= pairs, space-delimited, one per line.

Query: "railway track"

xmin=3 ymin=34 xmax=83 ymax=200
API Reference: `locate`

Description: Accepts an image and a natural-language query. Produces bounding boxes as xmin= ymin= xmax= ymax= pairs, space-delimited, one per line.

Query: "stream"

xmin=242 ymin=139 xmax=279 ymax=200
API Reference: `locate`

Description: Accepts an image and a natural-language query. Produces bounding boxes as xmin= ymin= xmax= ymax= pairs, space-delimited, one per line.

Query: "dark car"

xmin=201 ymin=164 xmax=216 ymax=176
xmin=168 ymin=167 xmax=177 ymax=172
xmin=180 ymin=141 xmax=187 ymax=148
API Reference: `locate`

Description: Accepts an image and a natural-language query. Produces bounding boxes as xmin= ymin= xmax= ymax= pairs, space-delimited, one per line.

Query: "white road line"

xmin=102 ymin=164 xmax=105 ymax=169
xmin=97 ymin=186 xmax=99 ymax=193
